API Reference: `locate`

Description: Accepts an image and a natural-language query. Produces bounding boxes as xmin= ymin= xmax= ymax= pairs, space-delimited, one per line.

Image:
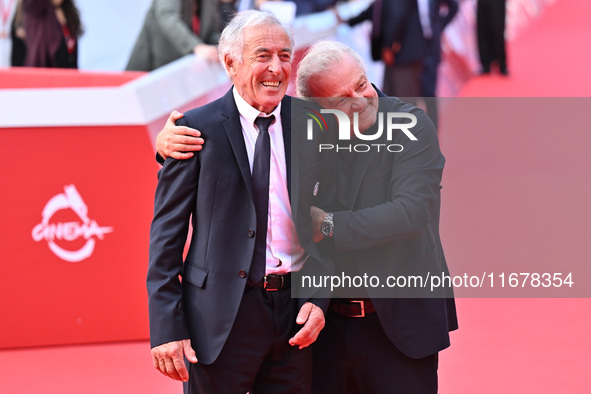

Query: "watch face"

xmin=321 ymin=222 xmax=332 ymax=237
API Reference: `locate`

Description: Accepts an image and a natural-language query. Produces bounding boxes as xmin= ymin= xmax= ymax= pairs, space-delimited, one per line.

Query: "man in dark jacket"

xmin=347 ymin=0 xmax=426 ymax=97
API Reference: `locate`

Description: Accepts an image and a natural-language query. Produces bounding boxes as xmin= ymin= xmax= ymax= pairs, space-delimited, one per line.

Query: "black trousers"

xmin=421 ymin=38 xmax=439 ymax=99
xmin=311 ymin=310 xmax=439 ymax=394
xmin=421 ymin=40 xmax=441 ymax=130
xmin=183 ymin=286 xmax=312 ymax=393
xmin=477 ymin=0 xmax=507 ymax=73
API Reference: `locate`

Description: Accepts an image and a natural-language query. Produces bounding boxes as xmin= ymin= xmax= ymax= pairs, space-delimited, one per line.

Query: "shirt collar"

xmin=233 ymin=87 xmax=282 ymax=128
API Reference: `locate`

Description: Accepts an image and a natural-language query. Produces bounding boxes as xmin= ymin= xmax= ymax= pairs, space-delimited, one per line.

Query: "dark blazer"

xmin=325 ymin=88 xmax=458 ymax=359
xmin=349 ymin=0 xmax=425 ymax=65
xmin=147 ymin=89 xmax=330 ymax=365
xmin=126 ymin=0 xmax=232 ymax=71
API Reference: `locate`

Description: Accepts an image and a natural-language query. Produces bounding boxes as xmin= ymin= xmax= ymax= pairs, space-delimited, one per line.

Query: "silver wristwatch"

xmin=320 ymin=212 xmax=334 ymax=238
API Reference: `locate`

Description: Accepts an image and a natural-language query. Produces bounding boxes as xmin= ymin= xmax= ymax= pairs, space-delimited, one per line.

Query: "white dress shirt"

xmin=233 ymin=88 xmax=306 ymax=275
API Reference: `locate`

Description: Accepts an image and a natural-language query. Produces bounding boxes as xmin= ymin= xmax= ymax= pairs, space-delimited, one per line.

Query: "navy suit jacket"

xmin=147 ymin=89 xmax=331 ymax=365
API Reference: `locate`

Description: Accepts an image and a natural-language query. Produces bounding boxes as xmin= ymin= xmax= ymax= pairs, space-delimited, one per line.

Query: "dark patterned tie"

xmin=249 ymin=115 xmax=275 ymax=283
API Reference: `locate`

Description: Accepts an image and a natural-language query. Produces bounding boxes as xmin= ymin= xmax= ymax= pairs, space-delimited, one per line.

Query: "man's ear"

xmin=224 ymin=54 xmax=237 ymax=77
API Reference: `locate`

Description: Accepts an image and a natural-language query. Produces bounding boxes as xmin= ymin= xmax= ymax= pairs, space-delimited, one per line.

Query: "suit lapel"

xmin=220 ymin=91 xmax=293 ymax=203
xmin=281 ymin=96 xmax=292 ymax=201
xmin=284 ymin=97 xmax=302 ymax=227
xmin=221 ymin=88 xmax=254 ymax=200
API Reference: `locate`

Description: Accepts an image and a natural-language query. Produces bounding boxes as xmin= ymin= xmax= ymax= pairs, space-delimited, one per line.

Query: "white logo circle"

xmin=32 ymin=185 xmax=114 ymax=262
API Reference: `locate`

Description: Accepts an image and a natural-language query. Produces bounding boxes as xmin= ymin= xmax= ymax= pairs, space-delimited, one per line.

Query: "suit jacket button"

xmin=247 ymin=229 xmax=255 ymax=238
xmin=239 ymin=270 xmax=247 ymax=278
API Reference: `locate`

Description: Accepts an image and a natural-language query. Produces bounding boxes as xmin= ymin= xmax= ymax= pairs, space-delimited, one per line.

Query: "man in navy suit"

xmin=147 ymin=10 xmax=329 ymax=393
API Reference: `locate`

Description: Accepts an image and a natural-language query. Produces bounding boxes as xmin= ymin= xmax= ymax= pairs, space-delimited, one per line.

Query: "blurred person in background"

xmin=419 ymin=0 xmax=458 ymax=98
xmin=126 ymin=0 xmax=235 ymax=71
xmin=476 ymin=0 xmax=508 ymax=75
xmin=418 ymin=0 xmax=458 ymax=129
xmin=10 ymin=0 xmax=26 ymax=66
xmin=251 ymin=0 xmax=337 ymax=16
xmin=343 ymin=0 xmax=426 ymax=98
xmin=22 ymin=0 xmax=82 ymax=68
xmin=0 ymin=0 xmax=18 ymax=67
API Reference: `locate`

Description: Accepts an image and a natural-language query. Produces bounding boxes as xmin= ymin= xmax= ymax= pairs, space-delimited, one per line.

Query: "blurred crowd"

xmin=0 ymin=0 xmax=508 ymax=96
xmin=1 ymin=0 xmax=82 ymax=68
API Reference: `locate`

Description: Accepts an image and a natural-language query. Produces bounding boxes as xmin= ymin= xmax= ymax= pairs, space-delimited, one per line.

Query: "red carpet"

xmin=0 ymin=341 xmax=178 ymax=393
xmin=459 ymin=0 xmax=591 ymax=97
xmin=439 ymin=0 xmax=591 ymax=392
xmin=1 ymin=0 xmax=590 ymax=393
xmin=440 ymin=299 xmax=591 ymax=393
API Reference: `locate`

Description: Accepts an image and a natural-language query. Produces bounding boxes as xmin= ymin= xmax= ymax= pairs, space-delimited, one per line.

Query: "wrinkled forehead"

xmin=242 ymin=24 xmax=293 ymax=54
xmin=314 ymin=70 xmax=369 ymax=99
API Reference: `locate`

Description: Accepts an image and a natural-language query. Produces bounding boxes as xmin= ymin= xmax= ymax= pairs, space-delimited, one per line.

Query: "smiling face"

xmin=225 ymin=24 xmax=292 ymax=114
xmin=308 ymin=53 xmax=378 ymax=135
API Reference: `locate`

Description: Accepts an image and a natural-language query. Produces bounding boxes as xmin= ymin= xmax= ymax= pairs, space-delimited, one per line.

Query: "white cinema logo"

xmin=32 ymin=185 xmax=113 ymax=262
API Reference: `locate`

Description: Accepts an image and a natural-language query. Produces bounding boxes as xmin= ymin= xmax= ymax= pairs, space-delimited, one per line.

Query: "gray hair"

xmin=218 ymin=10 xmax=294 ymax=74
xmin=296 ymin=40 xmax=366 ymax=98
